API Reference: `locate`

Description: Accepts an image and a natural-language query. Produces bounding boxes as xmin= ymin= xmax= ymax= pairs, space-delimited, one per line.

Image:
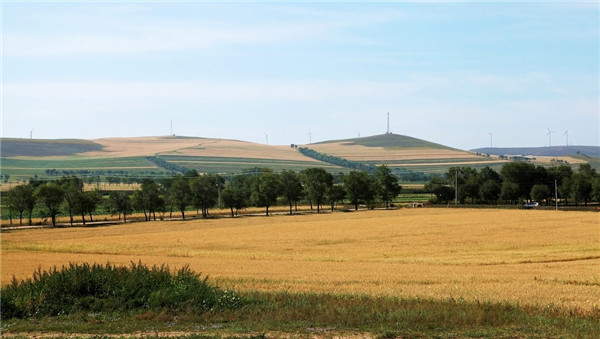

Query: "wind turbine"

xmin=487 ymin=132 xmax=493 ymax=148
xmin=264 ymin=133 xmax=269 ymax=145
xmin=307 ymin=132 xmax=312 ymax=144
xmin=546 ymin=128 xmax=555 ymax=147
xmin=563 ymin=130 xmax=569 ymax=146
xmin=30 ymin=129 xmax=34 ymax=139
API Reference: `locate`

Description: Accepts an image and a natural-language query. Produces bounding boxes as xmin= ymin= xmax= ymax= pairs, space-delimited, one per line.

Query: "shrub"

xmin=1 ymin=262 xmax=242 ymax=319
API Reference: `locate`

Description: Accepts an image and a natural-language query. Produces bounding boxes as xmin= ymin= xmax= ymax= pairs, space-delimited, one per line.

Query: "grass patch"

xmin=2 ymin=264 xmax=599 ymax=338
xmin=1 ymin=262 xmax=242 ymax=319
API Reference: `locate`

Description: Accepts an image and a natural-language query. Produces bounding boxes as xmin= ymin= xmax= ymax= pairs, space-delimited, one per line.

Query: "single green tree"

xmin=107 ymin=191 xmax=132 ymax=222
xmin=480 ymin=180 xmax=501 ymax=205
xmin=343 ymin=170 xmax=375 ymax=211
xmin=500 ymin=181 xmax=520 ymax=205
xmin=34 ymin=182 xmax=65 ymax=227
xmin=6 ymin=184 xmax=36 ymax=225
xmin=374 ymin=165 xmax=402 ymax=209
xmin=59 ymin=176 xmax=84 ymax=226
xmin=301 ymin=168 xmax=333 ymax=213
xmin=530 ymin=184 xmax=551 ymax=205
xmin=221 ymin=176 xmax=249 ymax=217
xmin=170 ymin=175 xmax=192 ymax=220
xmin=278 ymin=170 xmax=303 ymax=215
xmin=326 ymin=184 xmax=346 ymax=211
xmin=73 ymin=190 xmax=101 ymax=224
xmin=425 ymin=177 xmax=453 ymax=204
xmin=191 ymin=174 xmax=220 ymax=218
xmin=251 ymin=173 xmax=280 ymax=216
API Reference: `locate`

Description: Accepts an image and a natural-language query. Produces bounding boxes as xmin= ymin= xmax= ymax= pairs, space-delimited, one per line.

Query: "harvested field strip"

xmin=2 ymin=209 xmax=598 ymax=314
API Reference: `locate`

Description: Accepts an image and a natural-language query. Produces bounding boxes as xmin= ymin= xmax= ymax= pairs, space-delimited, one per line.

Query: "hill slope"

xmin=1 ymin=138 xmax=102 ymax=157
xmin=315 ymin=133 xmax=456 ymax=150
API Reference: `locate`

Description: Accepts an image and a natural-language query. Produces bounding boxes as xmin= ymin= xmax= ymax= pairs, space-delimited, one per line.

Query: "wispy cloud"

xmin=4 ymin=4 xmax=403 ymax=58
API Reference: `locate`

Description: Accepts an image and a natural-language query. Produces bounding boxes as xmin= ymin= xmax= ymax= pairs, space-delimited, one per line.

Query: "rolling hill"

xmin=1 ymin=134 xmax=596 ymax=183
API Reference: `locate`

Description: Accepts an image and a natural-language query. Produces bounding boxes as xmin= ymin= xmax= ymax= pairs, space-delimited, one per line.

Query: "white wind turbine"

xmin=546 ymin=128 xmax=555 ymax=147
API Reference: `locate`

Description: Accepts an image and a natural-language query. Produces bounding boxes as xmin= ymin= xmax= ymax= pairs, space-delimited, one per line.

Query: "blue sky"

xmin=2 ymin=1 xmax=598 ymax=150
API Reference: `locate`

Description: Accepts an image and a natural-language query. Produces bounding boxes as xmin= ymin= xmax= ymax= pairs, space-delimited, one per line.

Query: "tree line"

xmin=5 ymin=162 xmax=599 ymax=228
xmin=4 ymin=166 xmax=402 ymax=227
xmin=425 ymin=162 xmax=600 ymax=206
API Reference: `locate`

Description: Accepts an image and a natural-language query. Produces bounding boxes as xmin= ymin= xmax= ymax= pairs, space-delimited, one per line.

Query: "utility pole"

xmin=455 ymin=169 xmax=458 ymax=206
xmin=555 ymin=179 xmax=558 ymax=211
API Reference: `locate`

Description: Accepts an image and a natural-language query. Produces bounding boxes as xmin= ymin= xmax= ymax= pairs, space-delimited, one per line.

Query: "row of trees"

xmin=425 ymin=162 xmax=600 ymax=206
xmin=6 ymin=162 xmax=599 ymax=228
xmin=4 ymin=166 xmax=402 ymax=227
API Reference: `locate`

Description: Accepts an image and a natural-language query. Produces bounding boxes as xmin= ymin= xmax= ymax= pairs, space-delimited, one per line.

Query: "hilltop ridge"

xmin=315 ymin=133 xmax=456 ymax=150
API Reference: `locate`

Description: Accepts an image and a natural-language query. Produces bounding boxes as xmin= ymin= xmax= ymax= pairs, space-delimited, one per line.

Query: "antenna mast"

xmin=387 ymin=112 xmax=390 ymax=134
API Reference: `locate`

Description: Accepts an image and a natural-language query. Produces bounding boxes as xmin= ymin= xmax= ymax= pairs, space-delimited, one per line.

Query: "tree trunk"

xmin=51 ymin=213 xmax=56 ymax=227
xmin=266 ymin=205 xmax=269 ymax=216
xmin=19 ymin=211 xmax=23 ymax=226
xmin=289 ymin=202 xmax=293 ymax=215
xmin=230 ymin=207 xmax=235 ymax=217
xmin=89 ymin=212 xmax=94 ymax=222
xmin=81 ymin=213 xmax=86 ymax=225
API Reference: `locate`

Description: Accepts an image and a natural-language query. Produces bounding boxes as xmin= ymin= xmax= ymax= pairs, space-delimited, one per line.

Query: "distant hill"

xmin=315 ymin=133 xmax=455 ymax=150
xmin=2 ymin=135 xmax=598 ymax=182
xmin=471 ymin=146 xmax=600 ymax=158
xmin=1 ymin=138 xmax=103 ymax=157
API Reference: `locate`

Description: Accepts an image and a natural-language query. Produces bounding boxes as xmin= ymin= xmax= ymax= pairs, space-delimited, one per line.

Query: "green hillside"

xmin=316 ymin=133 xmax=456 ymax=150
xmin=1 ymin=138 xmax=102 ymax=157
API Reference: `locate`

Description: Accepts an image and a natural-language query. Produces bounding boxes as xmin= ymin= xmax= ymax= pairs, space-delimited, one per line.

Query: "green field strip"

xmin=373 ymin=158 xmax=499 ymax=165
xmin=1 ymin=157 xmax=157 ymax=170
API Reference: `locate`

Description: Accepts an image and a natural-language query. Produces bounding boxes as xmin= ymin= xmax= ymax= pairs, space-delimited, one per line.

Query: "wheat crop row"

xmin=2 ymin=208 xmax=598 ymax=314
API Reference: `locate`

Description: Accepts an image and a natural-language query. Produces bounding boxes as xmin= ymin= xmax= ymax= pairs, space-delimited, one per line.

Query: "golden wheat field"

xmin=2 ymin=209 xmax=599 ymax=314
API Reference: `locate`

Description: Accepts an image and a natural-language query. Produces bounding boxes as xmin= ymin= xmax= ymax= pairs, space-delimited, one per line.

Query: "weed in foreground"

xmin=0 ymin=262 xmax=243 ymax=319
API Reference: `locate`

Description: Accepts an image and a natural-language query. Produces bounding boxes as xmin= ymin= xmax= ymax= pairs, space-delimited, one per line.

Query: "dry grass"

xmin=85 ymin=136 xmax=208 ymax=157
xmin=84 ymin=136 xmax=322 ymax=162
xmin=2 ymin=209 xmax=598 ymax=314
xmin=164 ymin=139 xmax=323 ymax=162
